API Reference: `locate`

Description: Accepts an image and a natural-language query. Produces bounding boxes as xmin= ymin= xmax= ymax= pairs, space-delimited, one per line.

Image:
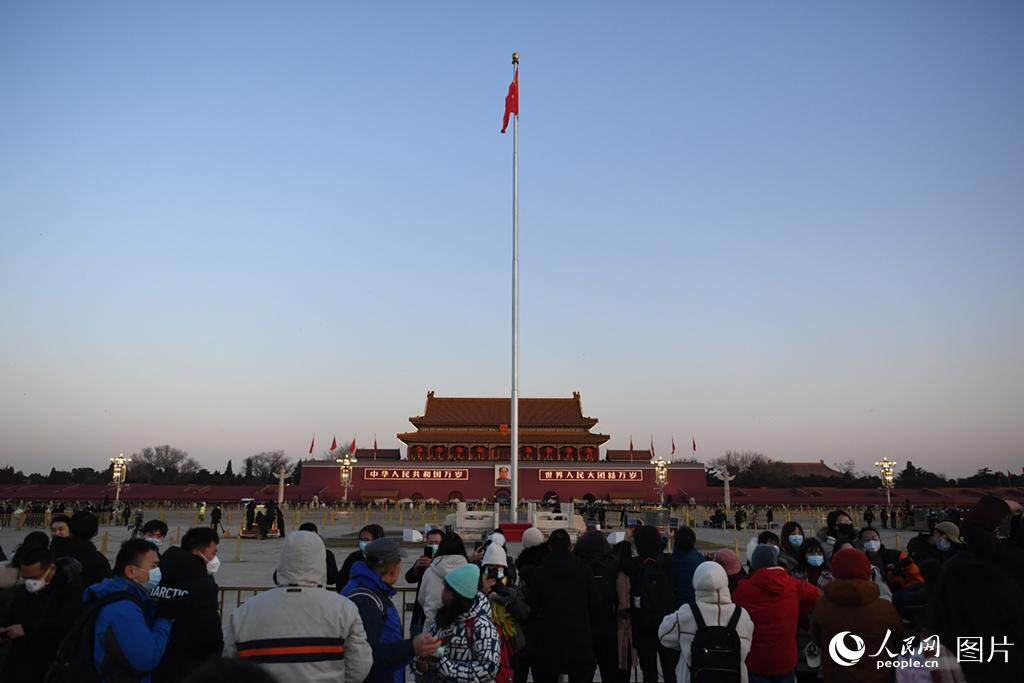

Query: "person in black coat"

xmin=630 ymin=525 xmax=679 ymax=683
xmin=245 ymin=499 xmax=256 ymax=530
xmin=152 ymin=527 xmax=224 ymax=682
xmin=573 ymin=530 xmax=620 ymax=683
xmin=526 ymin=529 xmax=600 ymax=683
xmin=338 ymin=523 xmax=385 ymax=589
xmin=513 ymin=537 xmax=549 ymax=683
xmin=0 ymin=544 xmax=83 ymax=682
xmin=50 ymin=510 xmax=111 ymax=588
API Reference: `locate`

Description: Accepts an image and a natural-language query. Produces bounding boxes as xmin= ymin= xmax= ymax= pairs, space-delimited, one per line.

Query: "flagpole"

xmin=510 ymin=51 xmax=520 ymax=524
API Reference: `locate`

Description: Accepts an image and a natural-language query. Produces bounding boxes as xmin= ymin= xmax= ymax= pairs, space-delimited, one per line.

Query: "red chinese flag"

xmin=671 ymin=437 xmax=676 ymax=455
xmin=330 ymin=436 xmax=337 ymax=451
xmin=501 ymin=68 xmax=518 ymax=134
xmin=348 ymin=438 xmax=357 ymax=455
xmin=692 ymin=436 xmax=697 ymax=452
xmin=309 ymin=435 xmax=316 ymax=455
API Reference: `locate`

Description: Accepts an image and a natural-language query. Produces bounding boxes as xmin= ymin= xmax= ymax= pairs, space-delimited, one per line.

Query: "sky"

xmin=1 ymin=3 xmax=1022 ymax=478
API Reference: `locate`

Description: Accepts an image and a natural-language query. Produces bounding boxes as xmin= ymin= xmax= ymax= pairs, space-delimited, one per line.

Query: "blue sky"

xmin=2 ymin=2 xmax=1022 ymax=477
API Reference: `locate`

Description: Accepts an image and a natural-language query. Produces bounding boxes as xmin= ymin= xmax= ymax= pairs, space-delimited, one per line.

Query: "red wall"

xmin=301 ymin=463 xmax=708 ymax=502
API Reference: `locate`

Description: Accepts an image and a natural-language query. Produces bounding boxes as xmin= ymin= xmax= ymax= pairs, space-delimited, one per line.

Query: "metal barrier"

xmin=217 ymin=585 xmax=420 ymax=630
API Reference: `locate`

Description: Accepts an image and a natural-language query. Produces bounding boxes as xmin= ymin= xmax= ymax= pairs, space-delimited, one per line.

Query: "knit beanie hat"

xmin=714 ymin=548 xmax=742 ymax=575
xmin=522 ymin=527 xmax=544 ymax=548
xmin=965 ymin=495 xmax=1010 ymax=531
xmin=830 ymin=547 xmax=871 ymax=580
xmin=749 ymin=544 xmax=779 ymax=572
xmin=444 ymin=563 xmax=481 ymax=599
xmin=482 ymin=543 xmax=508 ymax=567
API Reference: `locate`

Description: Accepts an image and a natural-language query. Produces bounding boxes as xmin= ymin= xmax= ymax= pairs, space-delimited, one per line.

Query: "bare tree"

xmin=247 ymin=450 xmax=291 ymax=481
xmin=129 ymin=445 xmax=200 ymax=483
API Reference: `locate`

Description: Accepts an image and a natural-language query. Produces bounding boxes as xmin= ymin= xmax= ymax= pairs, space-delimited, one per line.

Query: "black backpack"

xmin=688 ymin=600 xmax=743 ymax=683
xmin=45 ymin=591 xmax=143 ymax=683
xmin=630 ymin=558 xmax=674 ymax=632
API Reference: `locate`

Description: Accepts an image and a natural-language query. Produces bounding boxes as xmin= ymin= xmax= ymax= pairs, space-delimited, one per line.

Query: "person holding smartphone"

xmin=406 ymin=528 xmax=444 ymax=636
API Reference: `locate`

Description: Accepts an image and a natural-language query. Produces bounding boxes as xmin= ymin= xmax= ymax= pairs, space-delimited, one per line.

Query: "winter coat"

xmin=810 ymin=578 xmax=907 ymax=683
xmin=574 ymin=543 xmax=619 ymax=646
xmin=151 ymin=546 xmax=223 ymax=682
xmin=526 ymin=547 xmax=600 ymax=672
xmin=342 ymin=561 xmax=411 ymax=683
xmin=658 ymin=562 xmax=754 ymax=683
xmin=86 ymin=576 xmax=172 ymax=683
xmin=486 ymin=578 xmax=530 ymax=650
xmin=337 ymin=548 xmax=364 ymax=589
xmin=733 ymin=566 xmax=820 ymax=676
xmin=2 ymin=559 xmax=83 ymax=682
xmin=426 ymin=592 xmax=502 ymax=683
xmin=671 ymin=548 xmax=706 ymax=608
xmin=514 ymin=543 xmax=549 ymax=589
xmin=223 ymin=531 xmax=373 ymax=683
xmin=418 ymin=554 xmax=468 ymax=626
xmin=51 ymin=535 xmax=112 ymax=588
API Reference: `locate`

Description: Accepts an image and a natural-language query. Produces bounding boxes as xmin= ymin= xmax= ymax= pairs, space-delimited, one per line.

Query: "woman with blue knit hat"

xmin=418 ymin=563 xmax=503 ymax=683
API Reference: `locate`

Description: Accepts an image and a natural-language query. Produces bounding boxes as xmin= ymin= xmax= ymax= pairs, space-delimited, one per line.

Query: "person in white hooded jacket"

xmin=223 ymin=530 xmax=372 ymax=683
xmin=417 ymin=532 xmax=468 ymax=627
xmin=658 ymin=560 xmax=755 ymax=683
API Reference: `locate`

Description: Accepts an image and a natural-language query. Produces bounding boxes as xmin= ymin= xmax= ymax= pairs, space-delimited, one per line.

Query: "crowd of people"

xmin=0 ymin=495 xmax=1021 ymax=683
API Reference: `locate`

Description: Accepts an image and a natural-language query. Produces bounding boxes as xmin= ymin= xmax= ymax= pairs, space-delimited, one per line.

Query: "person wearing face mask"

xmin=418 ymin=531 xmax=469 ymax=627
xmin=908 ymin=520 xmax=962 ymax=567
xmin=854 ymin=528 xmax=894 ymax=600
xmin=85 ymin=538 xmax=171 ymax=683
xmin=814 ymin=509 xmax=856 ymax=561
xmin=482 ymin=542 xmax=529 ymax=663
xmin=343 ymin=538 xmax=442 ymax=683
xmin=1 ymin=543 xmax=83 ymax=682
xmin=777 ymin=521 xmax=804 ymax=573
xmin=791 ymin=538 xmax=832 ymax=589
xmin=338 ymin=523 xmax=385 ymax=589
xmin=406 ymin=527 xmax=444 ymax=636
xmin=142 ymin=520 xmax=170 ymax=553
xmin=151 ymin=527 xmax=223 ymax=683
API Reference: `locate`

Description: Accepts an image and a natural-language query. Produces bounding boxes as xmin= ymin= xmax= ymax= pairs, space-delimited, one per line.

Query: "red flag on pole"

xmin=650 ymin=436 xmax=655 ymax=458
xmin=348 ymin=437 xmax=357 ymax=455
xmin=671 ymin=437 xmax=676 ymax=456
xmin=501 ymin=67 xmax=519 ymax=134
xmin=330 ymin=436 xmax=337 ymax=451
xmin=692 ymin=436 xmax=697 ymax=453
xmin=373 ymin=437 xmax=378 ymax=461
xmin=308 ymin=435 xmax=315 ymax=455
xmin=628 ymin=436 xmax=634 ymax=461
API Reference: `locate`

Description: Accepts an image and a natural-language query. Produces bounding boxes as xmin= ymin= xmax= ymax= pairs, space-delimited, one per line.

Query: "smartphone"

xmin=423 ymin=546 xmax=434 ymax=558
xmin=486 ymin=566 xmax=500 ymax=581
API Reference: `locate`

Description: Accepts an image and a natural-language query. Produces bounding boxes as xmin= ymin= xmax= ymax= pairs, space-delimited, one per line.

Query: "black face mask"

xmin=836 ymin=523 xmax=856 ymax=539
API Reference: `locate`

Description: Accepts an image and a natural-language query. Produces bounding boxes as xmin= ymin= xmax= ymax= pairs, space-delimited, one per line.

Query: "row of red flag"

xmin=629 ymin=435 xmax=698 ymax=457
xmin=308 ymin=435 xmax=376 ymax=456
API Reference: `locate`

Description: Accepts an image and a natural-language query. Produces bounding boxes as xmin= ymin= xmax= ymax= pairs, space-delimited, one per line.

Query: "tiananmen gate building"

xmin=300 ymin=391 xmax=708 ymax=503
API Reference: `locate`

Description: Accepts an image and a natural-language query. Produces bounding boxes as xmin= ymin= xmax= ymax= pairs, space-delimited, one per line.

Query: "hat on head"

xmin=364 ymin=538 xmax=404 ymax=567
xmin=830 ymin=547 xmax=871 ymax=580
xmin=714 ymin=548 xmax=742 ymax=575
xmin=522 ymin=527 xmax=544 ymax=548
xmin=489 ymin=530 xmax=506 ymax=547
xmin=482 ymin=543 xmax=508 ymax=567
xmin=965 ymin=495 xmax=1010 ymax=531
xmin=444 ymin=563 xmax=481 ymax=599
xmin=749 ymin=544 xmax=779 ymax=572
xmin=934 ymin=521 xmax=962 ymax=544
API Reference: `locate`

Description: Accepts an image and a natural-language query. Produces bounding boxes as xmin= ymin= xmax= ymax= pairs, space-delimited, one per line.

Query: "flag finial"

xmin=512 ymin=52 xmax=519 ymax=64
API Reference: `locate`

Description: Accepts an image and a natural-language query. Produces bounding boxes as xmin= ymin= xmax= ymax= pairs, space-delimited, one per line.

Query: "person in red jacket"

xmin=733 ymin=544 xmax=821 ymax=683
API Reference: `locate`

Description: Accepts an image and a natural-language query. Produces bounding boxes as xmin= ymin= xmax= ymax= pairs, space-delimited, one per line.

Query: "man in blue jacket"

xmin=341 ymin=538 xmax=441 ymax=683
xmin=86 ymin=537 xmax=172 ymax=682
xmin=671 ymin=525 xmax=705 ymax=607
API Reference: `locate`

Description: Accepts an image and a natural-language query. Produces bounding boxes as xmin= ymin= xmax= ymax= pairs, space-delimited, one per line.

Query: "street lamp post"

xmin=874 ymin=457 xmax=897 ymax=508
xmin=110 ymin=453 xmax=131 ymax=504
xmin=650 ymin=455 xmax=669 ymax=505
xmin=337 ymin=453 xmax=358 ymax=503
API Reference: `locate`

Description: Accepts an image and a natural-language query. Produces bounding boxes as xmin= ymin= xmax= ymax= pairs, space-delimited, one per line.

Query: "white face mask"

xmin=141 ymin=567 xmax=162 ymax=593
xmin=863 ymin=540 xmax=881 ymax=553
xmin=144 ymin=536 xmax=164 ymax=547
xmin=25 ymin=577 xmax=49 ymax=594
xmin=205 ymin=555 xmax=221 ymax=575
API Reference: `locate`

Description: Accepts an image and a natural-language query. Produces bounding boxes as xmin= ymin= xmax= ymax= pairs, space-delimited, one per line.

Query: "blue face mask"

xmin=430 ymin=544 xmax=440 ymax=554
xmin=807 ymin=554 xmax=824 ymax=567
xmin=937 ymin=537 xmax=951 ymax=552
xmin=358 ymin=540 xmax=369 ymax=552
xmin=142 ymin=567 xmax=161 ymax=594
xmin=788 ymin=534 xmax=804 ymax=548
